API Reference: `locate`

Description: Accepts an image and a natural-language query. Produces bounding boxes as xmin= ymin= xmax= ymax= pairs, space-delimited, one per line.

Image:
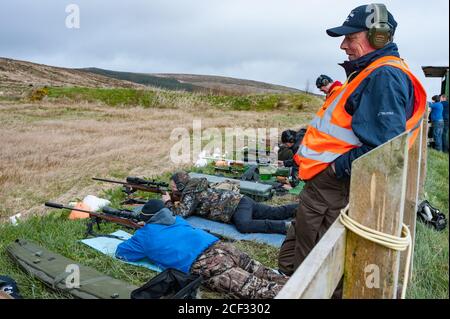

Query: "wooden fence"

xmin=276 ymin=114 xmax=428 ymax=299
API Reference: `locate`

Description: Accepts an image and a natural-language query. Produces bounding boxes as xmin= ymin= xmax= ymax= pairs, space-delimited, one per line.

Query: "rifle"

xmin=45 ymin=202 xmax=143 ymax=239
xmin=204 ymin=157 xmax=272 ymax=168
xmin=92 ymin=176 xmax=181 ymax=203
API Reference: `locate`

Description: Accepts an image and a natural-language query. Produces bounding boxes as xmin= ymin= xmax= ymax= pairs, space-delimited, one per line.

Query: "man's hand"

xmin=277 ymin=161 xmax=285 ymax=167
xmin=161 ymin=192 xmax=171 ymax=204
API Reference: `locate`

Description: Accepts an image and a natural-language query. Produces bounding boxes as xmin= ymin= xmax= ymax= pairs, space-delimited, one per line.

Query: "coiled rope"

xmin=339 ymin=205 xmax=412 ymax=299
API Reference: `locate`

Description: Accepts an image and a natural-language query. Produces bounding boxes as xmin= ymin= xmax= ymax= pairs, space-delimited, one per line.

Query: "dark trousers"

xmin=278 ymin=165 xmax=350 ymax=276
xmin=432 ymin=121 xmax=444 ymax=151
xmin=232 ymin=196 xmax=297 ymax=234
xmin=443 ymin=120 xmax=449 ymax=153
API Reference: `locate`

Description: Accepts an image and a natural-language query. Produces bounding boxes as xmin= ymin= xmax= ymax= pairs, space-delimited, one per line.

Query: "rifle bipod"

xmin=85 ymin=217 xmax=128 ymax=241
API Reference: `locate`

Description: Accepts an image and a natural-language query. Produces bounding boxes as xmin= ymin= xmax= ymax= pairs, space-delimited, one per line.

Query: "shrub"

xmin=29 ymin=87 xmax=49 ymax=102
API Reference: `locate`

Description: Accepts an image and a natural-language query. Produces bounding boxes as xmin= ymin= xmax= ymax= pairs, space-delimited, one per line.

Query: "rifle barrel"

xmin=45 ymin=202 xmax=142 ymax=229
xmin=45 ymin=202 xmax=93 ymax=214
xmin=92 ymin=177 xmax=126 ymax=185
xmin=92 ymin=177 xmax=169 ymax=193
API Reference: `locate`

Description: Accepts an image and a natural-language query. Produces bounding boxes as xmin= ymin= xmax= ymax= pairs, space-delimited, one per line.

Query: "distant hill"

xmin=80 ymin=68 xmax=304 ymax=95
xmin=80 ymin=68 xmax=303 ymax=95
xmin=0 ymin=57 xmax=143 ymax=89
xmin=0 ymin=57 xmax=305 ymax=97
xmin=152 ymin=73 xmax=303 ymax=95
xmin=79 ymin=68 xmax=199 ymax=92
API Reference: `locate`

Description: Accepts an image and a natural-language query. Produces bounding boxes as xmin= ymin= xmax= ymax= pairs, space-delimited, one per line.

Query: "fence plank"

xmin=343 ymin=133 xmax=409 ymax=299
xmin=275 ymin=219 xmax=346 ymax=299
xmin=418 ymin=113 xmax=429 ymax=200
xmin=399 ymin=126 xmax=423 ymax=283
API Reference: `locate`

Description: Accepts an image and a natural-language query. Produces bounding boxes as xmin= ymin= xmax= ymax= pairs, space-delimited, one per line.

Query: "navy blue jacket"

xmin=441 ymin=101 xmax=449 ymax=121
xmin=334 ymin=43 xmax=415 ymax=179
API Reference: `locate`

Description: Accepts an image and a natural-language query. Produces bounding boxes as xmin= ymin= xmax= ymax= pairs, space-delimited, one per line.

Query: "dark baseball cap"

xmin=326 ymin=4 xmax=397 ymax=37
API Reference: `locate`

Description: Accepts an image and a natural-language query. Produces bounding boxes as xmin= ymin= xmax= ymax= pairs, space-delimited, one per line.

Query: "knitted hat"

xmin=171 ymin=171 xmax=190 ymax=191
xmin=141 ymin=199 xmax=165 ymax=222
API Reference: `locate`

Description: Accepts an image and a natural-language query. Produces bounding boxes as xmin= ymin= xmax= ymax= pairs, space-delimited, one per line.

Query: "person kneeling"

xmin=115 ymin=199 xmax=288 ymax=299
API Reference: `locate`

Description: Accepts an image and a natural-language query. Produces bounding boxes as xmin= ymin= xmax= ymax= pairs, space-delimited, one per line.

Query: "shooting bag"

xmin=7 ymin=239 xmax=137 ymax=299
xmin=417 ymin=200 xmax=447 ymax=231
xmin=131 ymin=268 xmax=202 ymax=299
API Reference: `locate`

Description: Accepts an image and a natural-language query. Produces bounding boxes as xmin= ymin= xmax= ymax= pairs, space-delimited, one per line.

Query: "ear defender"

xmin=316 ymin=75 xmax=332 ymax=89
xmin=367 ymin=4 xmax=393 ymax=49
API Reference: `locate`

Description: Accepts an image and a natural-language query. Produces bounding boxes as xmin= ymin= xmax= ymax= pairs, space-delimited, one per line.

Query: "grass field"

xmin=0 ymin=150 xmax=447 ymax=299
xmin=46 ymin=87 xmax=319 ymax=111
xmin=0 ymin=88 xmax=448 ymax=299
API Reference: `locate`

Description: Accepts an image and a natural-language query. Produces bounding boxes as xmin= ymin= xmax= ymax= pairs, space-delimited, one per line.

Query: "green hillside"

xmin=80 ymin=68 xmax=198 ymax=92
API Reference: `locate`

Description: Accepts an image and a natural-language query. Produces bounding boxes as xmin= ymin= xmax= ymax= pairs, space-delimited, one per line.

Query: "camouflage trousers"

xmin=191 ymin=242 xmax=288 ymax=299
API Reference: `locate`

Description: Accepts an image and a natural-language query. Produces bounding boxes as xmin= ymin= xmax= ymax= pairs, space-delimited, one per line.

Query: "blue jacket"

xmin=430 ymin=102 xmax=444 ymax=122
xmin=334 ymin=43 xmax=415 ymax=179
xmin=115 ymin=216 xmax=219 ymax=273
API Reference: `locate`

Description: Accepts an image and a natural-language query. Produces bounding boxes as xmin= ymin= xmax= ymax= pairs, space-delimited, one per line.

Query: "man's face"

xmin=441 ymin=95 xmax=447 ymax=102
xmin=170 ymin=180 xmax=178 ymax=192
xmin=319 ymin=84 xmax=331 ymax=94
xmin=340 ymin=31 xmax=375 ymax=61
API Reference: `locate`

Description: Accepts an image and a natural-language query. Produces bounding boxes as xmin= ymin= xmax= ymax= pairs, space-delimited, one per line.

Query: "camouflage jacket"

xmin=165 ymin=178 xmax=243 ymax=223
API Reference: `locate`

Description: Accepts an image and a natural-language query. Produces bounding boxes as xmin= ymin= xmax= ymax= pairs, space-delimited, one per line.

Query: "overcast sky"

xmin=1 ymin=0 xmax=448 ymax=95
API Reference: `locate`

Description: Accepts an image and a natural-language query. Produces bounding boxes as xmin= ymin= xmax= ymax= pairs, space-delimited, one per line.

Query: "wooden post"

xmin=418 ymin=112 xmax=429 ymax=200
xmin=399 ymin=126 xmax=423 ymax=285
xmin=276 ymin=220 xmax=346 ymax=299
xmin=343 ymin=133 xmax=409 ymax=299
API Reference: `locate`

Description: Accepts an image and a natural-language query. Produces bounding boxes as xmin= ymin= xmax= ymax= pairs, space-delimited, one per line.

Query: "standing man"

xmin=316 ymin=74 xmax=343 ymax=99
xmin=278 ymin=4 xmax=427 ymax=276
xmin=278 ymin=128 xmax=307 ymax=187
xmin=430 ymin=95 xmax=444 ymax=151
xmin=440 ymin=94 xmax=449 ymax=152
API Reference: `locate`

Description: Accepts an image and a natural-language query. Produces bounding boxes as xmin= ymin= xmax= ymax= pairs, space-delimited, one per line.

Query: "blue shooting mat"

xmin=80 ymin=230 xmax=163 ymax=273
xmin=186 ymin=216 xmax=286 ymax=248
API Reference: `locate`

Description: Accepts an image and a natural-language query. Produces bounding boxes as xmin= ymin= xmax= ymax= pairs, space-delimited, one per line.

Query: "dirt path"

xmin=0 ymin=101 xmax=313 ymax=221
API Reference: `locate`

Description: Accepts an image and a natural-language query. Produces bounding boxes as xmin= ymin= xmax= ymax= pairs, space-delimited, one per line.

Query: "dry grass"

xmin=0 ymin=99 xmax=313 ymax=220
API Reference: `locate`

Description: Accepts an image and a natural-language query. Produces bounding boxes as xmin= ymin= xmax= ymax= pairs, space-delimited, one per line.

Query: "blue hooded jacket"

xmin=334 ymin=43 xmax=415 ymax=179
xmin=115 ymin=215 xmax=219 ymax=273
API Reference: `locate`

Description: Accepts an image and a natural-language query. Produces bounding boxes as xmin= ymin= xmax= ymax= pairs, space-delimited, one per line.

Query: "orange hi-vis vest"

xmin=294 ymin=56 xmax=427 ymax=181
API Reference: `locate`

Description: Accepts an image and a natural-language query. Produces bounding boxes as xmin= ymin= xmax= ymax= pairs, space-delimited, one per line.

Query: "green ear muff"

xmin=367 ymin=4 xmax=392 ymax=49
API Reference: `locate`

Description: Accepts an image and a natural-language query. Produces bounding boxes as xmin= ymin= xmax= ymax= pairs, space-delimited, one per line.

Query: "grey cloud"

xmin=0 ymin=0 xmax=448 ymax=95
